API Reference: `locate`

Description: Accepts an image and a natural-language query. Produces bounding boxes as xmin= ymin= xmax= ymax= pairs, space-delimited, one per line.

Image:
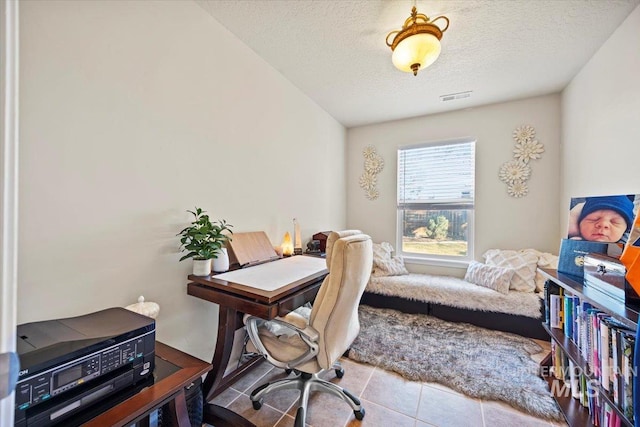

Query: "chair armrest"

xmin=281 ymin=312 xmax=309 ymax=330
xmin=242 ymin=314 xmax=319 ymax=342
xmin=243 ymin=315 xmax=320 ymax=370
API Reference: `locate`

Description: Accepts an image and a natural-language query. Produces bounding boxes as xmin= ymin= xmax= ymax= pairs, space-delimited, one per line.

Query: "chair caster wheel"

xmin=335 ymin=367 xmax=344 ymax=378
xmin=354 ymin=408 xmax=365 ymax=420
xmin=252 ymin=399 xmax=263 ymax=410
xmin=294 ymin=407 xmax=306 ymax=427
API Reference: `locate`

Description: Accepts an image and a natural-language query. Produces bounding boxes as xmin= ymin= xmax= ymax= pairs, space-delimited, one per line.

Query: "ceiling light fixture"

xmin=386 ymin=4 xmax=449 ymax=76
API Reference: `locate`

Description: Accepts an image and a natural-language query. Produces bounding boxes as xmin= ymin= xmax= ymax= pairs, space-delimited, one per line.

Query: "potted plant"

xmin=178 ymin=207 xmax=233 ymax=276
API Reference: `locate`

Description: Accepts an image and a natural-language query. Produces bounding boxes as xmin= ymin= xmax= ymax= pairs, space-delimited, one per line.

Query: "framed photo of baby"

xmin=567 ymin=193 xmax=640 ymax=244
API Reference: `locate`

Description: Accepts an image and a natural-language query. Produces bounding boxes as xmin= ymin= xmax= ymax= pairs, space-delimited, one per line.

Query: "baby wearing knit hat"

xmin=569 ymin=195 xmax=635 ymax=243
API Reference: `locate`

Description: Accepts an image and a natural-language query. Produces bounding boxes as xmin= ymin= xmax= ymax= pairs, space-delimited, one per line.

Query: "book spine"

xmin=573 ymin=296 xmax=580 ymax=344
xmin=559 ymin=288 xmax=564 ymax=328
xmin=564 ymin=295 xmax=574 ymax=337
xmin=544 ymin=279 xmax=552 ymax=325
xmin=593 ymin=313 xmax=601 ymax=380
xmin=614 ymin=411 xmax=621 ymax=427
xmin=621 ymin=332 xmax=634 ymax=421
xmin=551 ymin=340 xmax=558 ymax=378
xmin=581 ymin=374 xmax=589 ymax=407
xmin=601 ymin=320 xmax=610 ymax=392
xmin=568 ymin=359 xmax=580 ymax=399
xmin=612 ymin=328 xmax=620 ymax=405
xmin=550 ymin=295 xmax=561 ymax=329
xmin=581 ymin=302 xmax=593 ymax=361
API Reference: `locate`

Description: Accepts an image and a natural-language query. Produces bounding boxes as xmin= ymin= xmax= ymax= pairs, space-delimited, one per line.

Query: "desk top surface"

xmin=188 ymin=255 xmax=328 ymax=303
xmin=212 ymin=256 xmax=326 ymax=291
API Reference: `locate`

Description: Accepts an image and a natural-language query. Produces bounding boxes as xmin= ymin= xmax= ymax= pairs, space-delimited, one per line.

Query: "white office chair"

xmin=244 ymin=230 xmax=373 ymax=427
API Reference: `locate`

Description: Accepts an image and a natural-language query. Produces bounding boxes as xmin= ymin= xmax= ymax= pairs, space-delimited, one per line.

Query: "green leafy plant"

xmin=177 ymin=207 xmax=233 ymax=261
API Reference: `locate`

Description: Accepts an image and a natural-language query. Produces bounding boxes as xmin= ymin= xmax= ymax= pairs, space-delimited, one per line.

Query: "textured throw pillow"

xmin=464 ymin=261 xmax=514 ymax=294
xmin=519 ymin=249 xmax=559 ymax=292
xmin=483 ymin=249 xmax=538 ymax=292
xmin=372 ymin=256 xmax=409 ymax=277
xmin=372 ymin=242 xmax=393 ymax=266
xmin=371 ymin=242 xmax=409 ymax=277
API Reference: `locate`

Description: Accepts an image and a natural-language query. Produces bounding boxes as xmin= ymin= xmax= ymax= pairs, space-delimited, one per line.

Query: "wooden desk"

xmin=81 ymin=342 xmax=211 ymax=427
xmin=187 ymin=256 xmax=328 ymax=427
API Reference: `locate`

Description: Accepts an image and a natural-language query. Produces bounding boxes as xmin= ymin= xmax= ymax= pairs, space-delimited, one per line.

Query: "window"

xmin=397 ymin=138 xmax=475 ymax=266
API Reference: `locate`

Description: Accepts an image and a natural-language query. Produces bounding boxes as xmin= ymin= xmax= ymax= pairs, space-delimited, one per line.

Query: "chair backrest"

xmin=309 ymin=231 xmax=373 ymax=369
xmin=324 ymin=229 xmax=363 ymax=269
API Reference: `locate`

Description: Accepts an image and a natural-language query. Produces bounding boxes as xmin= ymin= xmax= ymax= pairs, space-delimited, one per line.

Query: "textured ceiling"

xmin=196 ymin=0 xmax=639 ymax=128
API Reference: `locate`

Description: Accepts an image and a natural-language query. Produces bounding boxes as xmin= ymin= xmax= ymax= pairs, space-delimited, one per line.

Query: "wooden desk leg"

xmin=166 ymin=389 xmax=191 ymax=427
xmin=202 ymin=306 xmax=257 ymax=427
xmin=203 ymin=306 xmax=240 ymax=402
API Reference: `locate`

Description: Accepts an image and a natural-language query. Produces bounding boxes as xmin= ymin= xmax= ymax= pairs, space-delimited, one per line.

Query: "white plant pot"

xmin=193 ymin=258 xmax=212 ymax=276
xmin=212 ymin=248 xmax=230 ymax=273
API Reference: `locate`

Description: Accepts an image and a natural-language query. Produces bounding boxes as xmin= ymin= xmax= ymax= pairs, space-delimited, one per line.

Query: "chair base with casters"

xmin=249 ymin=364 xmax=365 ymax=427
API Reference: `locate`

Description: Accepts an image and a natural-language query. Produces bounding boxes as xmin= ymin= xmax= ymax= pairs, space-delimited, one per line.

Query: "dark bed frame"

xmin=360 ymin=291 xmax=549 ymax=340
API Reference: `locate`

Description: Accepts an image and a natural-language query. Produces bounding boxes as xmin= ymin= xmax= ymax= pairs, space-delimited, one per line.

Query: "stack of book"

xmin=546 ymin=281 xmax=635 ymax=426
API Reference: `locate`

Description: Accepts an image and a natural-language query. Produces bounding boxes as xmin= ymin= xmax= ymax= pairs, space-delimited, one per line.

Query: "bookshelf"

xmin=539 ymin=268 xmax=638 ymax=427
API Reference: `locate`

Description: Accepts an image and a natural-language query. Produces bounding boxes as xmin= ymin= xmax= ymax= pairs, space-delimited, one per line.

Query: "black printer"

xmin=15 ymin=307 xmax=155 ymax=427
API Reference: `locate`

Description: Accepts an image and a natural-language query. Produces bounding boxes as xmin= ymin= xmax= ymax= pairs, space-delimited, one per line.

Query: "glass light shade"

xmin=392 ymin=33 xmax=441 ymax=74
xmin=281 ymin=232 xmax=294 ymax=256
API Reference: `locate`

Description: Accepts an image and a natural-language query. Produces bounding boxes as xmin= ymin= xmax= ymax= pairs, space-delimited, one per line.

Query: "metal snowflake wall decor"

xmin=359 ymin=145 xmax=384 ymax=200
xmin=498 ymin=125 xmax=545 ymax=198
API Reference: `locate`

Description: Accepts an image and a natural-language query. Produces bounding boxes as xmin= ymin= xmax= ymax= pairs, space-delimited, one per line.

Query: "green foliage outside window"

xmin=411 ymin=215 xmax=449 ymax=240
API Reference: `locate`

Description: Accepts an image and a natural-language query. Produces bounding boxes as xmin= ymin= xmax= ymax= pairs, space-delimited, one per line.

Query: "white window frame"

xmin=396 ymin=137 xmax=475 ymax=268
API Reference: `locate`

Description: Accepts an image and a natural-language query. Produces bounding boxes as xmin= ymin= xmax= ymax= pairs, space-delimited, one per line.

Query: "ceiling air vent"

xmin=440 ymin=91 xmax=472 ymax=102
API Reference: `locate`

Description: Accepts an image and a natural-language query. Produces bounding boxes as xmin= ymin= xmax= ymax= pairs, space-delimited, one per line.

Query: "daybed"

xmin=359 ymin=246 xmax=557 ymax=340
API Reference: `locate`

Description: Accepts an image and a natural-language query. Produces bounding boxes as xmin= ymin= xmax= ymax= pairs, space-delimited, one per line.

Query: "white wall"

xmin=561 ymin=5 xmax=640 ymax=232
xmin=18 ymin=0 xmax=346 ymax=361
xmin=347 ymin=94 xmax=561 ymax=276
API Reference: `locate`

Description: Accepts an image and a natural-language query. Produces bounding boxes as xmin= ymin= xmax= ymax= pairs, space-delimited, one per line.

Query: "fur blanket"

xmin=366 ymin=273 xmax=543 ymax=318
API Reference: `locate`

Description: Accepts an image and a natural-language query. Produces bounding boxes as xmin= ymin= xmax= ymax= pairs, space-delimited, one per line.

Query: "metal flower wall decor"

xmin=359 ymin=145 xmax=384 ymax=200
xmin=498 ymin=125 xmax=545 ymax=198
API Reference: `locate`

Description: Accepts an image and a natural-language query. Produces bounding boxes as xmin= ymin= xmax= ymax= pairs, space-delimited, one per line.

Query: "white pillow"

xmin=464 ymin=261 xmax=514 ymax=294
xmin=371 ymin=242 xmax=409 ymax=277
xmin=372 ymin=242 xmax=393 ymax=266
xmin=483 ymin=249 xmax=538 ymax=292
xmin=372 ymin=256 xmax=409 ymax=277
xmin=519 ymin=248 xmax=559 ymax=292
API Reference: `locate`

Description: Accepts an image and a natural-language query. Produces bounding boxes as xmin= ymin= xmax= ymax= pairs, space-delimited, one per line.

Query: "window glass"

xmin=397 ymin=139 xmax=475 ymax=264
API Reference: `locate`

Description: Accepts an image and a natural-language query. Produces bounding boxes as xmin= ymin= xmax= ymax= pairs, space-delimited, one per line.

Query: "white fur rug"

xmin=349 ymin=306 xmax=562 ymax=421
xmin=366 ymin=273 xmax=542 ymax=318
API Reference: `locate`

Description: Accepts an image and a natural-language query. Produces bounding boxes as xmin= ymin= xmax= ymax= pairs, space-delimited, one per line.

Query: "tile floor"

xmin=209 ymin=340 xmax=568 ymax=427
